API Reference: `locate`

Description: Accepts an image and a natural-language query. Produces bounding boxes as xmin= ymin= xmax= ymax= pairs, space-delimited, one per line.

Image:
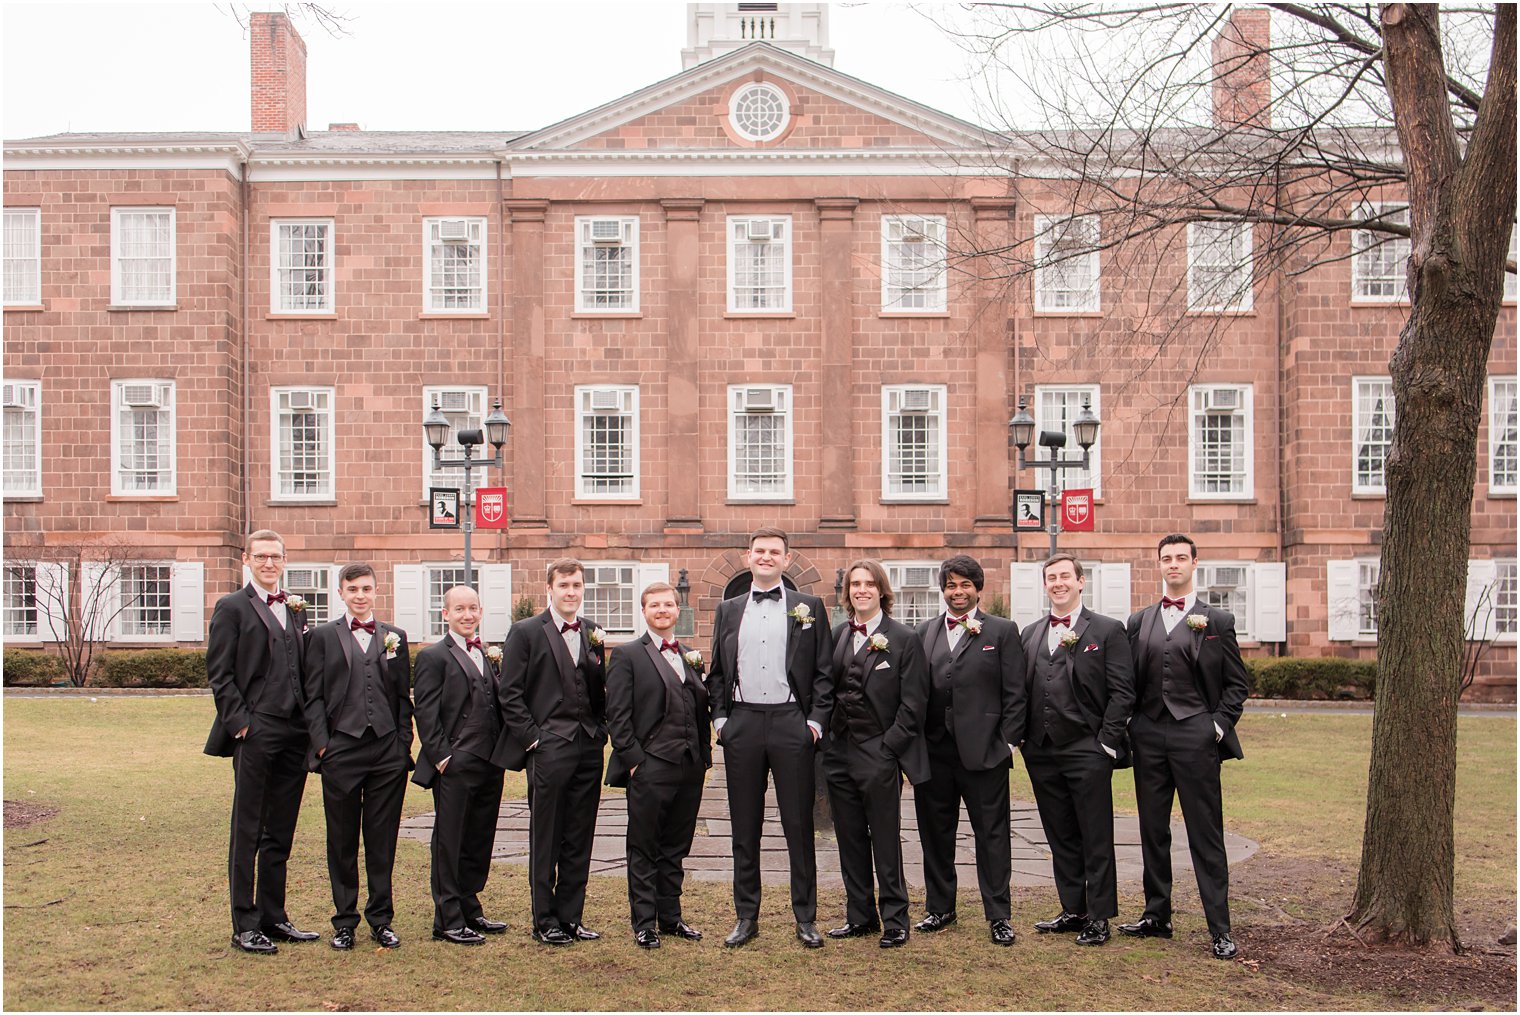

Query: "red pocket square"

xmin=1204 ymin=634 xmax=1218 ymax=641
xmin=981 ymin=644 xmax=996 ymax=651
xmin=1082 ymin=644 xmax=1100 ymax=653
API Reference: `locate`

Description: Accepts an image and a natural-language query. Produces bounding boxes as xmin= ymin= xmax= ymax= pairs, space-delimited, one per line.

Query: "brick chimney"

xmin=1212 ymin=6 xmax=1270 ymax=129
xmin=250 ymin=12 xmax=307 ymax=136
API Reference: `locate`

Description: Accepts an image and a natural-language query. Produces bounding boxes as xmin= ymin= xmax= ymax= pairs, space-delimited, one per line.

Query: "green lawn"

xmin=2 ymin=698 xmax=1513 ymax=1010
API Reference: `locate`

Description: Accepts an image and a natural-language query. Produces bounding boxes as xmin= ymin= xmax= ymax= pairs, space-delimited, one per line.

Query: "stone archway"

xmin=693 ymin=548 xmax=829 ymax=618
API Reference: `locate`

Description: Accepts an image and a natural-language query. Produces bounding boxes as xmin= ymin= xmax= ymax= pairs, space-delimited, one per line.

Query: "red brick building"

xmin=4 ymin=5 xmax=1514 ymax=696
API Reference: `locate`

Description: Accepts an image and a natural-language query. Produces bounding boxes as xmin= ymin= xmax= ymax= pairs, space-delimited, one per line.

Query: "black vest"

xmin=333 ymin=628 xmax=398 ymax=739
xmin=258 ymin=614 xmax=302 ymax=718
xmin=926 ymin=628 xmax=954 ymax=742
xmin=833 ymin=646 xmax=885 ymax=742
xmin=1140 ymin=613 xmax=1207 ymax=721
xmin=1027 ymin=641 xmax=1087 ymax=747
xmin=452 ymin=652 xmax=502 ymax=761
xmin=645 ymin=655 xmax=701 ymax=764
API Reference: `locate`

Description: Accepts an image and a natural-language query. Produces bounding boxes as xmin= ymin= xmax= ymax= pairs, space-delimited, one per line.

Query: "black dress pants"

xmin=823 ymin=735 xmax=909 ymax=931
xmin=525 ymin=731 xmax=605 ymax=932
xmin=319 ymin=728 xmax=409 ymax=930
xmin=721 ymin=703 xmax=817 ymax=922
xmin=429 ymin=749 xmax=504 ymax=932
xmin=624 ymin=753 xmax=704 ymax=932
xmin=913 ymin=734 xmax=1012 ymax=920
xmin=228 ymin=711 xmax=309 ymax=934
xmin=1023 ymin=736 xmax=1118 ymax=919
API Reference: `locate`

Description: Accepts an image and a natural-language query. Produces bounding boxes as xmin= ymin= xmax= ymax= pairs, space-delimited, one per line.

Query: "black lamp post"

xmin=424 ymin=397 xmax=511 ymax=587
xmin=1009 ymin=395 xmax=1100 ymax=557
xmin=674 ymin=568 xmax=695 ymax=640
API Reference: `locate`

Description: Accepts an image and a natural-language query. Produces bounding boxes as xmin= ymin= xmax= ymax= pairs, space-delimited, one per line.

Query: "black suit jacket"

xmin=603 ymin=633 xmax=712 ymax=788
xmin=829 ymin=615 xmax=931 ymax=784
xmin=300 ymin=617 xmax=414 ymax=771
xmin=1126 ymin=601 xmax=1249 ymax=761
xmin=1020 ymin=608 xmax=1135 ymax=762
xmin=204 ymin=583 xmax=310 ymax=757
xmin=497 ymin=610 xmax=608 ymax=766
xmin=410 ymin=635 xmax=513 ymax=787
xmin=706 ymin=588 xmax=834 ymax=736
xmin=915 ymin=609 xmax=1026 ymax=771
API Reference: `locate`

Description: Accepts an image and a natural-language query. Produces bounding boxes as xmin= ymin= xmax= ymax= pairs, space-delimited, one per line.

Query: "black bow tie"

xmin=752 ymin=587 xmax=783 ymax=603
xmin=350 ymin=618 xmax=376 ymax=634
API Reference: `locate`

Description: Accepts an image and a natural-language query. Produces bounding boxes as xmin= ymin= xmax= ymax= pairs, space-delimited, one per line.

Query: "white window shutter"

xmin=1326 ymin=560 xmax=1360 ymax=642
xmin=393 ymin=565 xmax=428 ymax=642
xmin=34 ymin=562 xmax=69 ymax=642
xmin=478 ymin=565 xmax=513 ymax=642
xmin=632 ymin=563 xmax=672 ymax=637
xmin=80 ymin=562 xmax=118 ymax=642
xmin=172 ymin=561 xmax=205 ymax=642
xmin=1464 ymin=559 xmax=1499 ymax=642
xmin=1009 ymin=563 xmax=1044 ymax=630
xmin=1250 ymin=562 xmax=1287 ymax=643
xmin=1097 ymin=562 xmax=1131 ymax=622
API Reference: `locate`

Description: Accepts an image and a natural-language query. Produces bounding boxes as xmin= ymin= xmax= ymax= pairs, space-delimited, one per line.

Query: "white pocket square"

xmin=873 ymin=661 xmax=891 ymax=670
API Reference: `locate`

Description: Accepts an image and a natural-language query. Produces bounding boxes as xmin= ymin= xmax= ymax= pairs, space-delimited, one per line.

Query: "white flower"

xmin=683 ymin=650 xmax=704 ymax=672
xmin=1060 ymin=629 xmax=1079 ymax=649
xmin=868 ymin=633 xmax=890 ymax=653
xmin=284 ymin=595 xmax=307 ymax=612
xmin=486 ymin=645 xmax=503 ymax=664
xmin=383 ymin=631 xmax=400 ymax=659
xmin=587 ymin=627 xmax=605 ymax=648
xmin=964 ymin=617 xmax=982 ymax=635
xmin=1186 ymin=614 xmax=1208 ymax=632
xmin=788 ymin=603 xmax=813 ymax=625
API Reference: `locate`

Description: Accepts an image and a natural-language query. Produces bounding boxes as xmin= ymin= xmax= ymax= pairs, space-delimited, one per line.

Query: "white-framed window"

xmin=884 ymin=562 xmax=944 ymax=628
xmin=1495 ymin=559 xmax=1518 ymax=639
xmin=1490 ymin=376 xmax=1517 ymax=494
xmin=423 ymin=217 xmax=486 ymax=313
xmin=425 ymin=565 xmax=472 ymax=640
xmin=394 ymin=563 xmax=512 ymax=643
xmin=1352 ymin=377 xmax=1395 ymax=495
xmin=1188 ymin=221 xmax=1253 ymax=312
xmin=1034 ymin=385 xmax=1102 ymax=496
xmin=118 ymin=563 xmax=175 ymax=639
xmin=1009 ymin=560 xmax=1146 ymax=630
xmin=1196 ymin=562 xmax=1252 ymax=640
xmin=1505 ymin=226 xmax=1517 ymax=302
xmin=582 ymin=562 xmax=637 ymax=636
xmin=421 ymin=386 xmax=488 ymax=500
xmin=110 ymin=380 xmax=176 ymax=496
xmin=881 ymin=215 xmax=947 ymax=312
xmin=111 ymin=207 xmax=175 ymax=306
xmin=728 ymin=216 xmax=792 ymax=312
xmin=3 ymin=564 xmax=39 ymax=639
xmin=3 ymin=562 xmax=66 ymax=644
xmin=1351 ymin=202 xmax=1410 ymax=302
xmin=729 ymin=82 xmax=790 ymax=141
xmin=1327 ymin=558 xmax=1379 ymax=641
xmin=1188 ymin=384 xmax=1253 ymax=498
xmin=3 ymin=207 xmax=41 ymax=305
xmin=882 ymin=385 xmax=947 ymax=500
xmin=575 ymin=216 xmax=639 ymax=312
xmin=283 ymin=564 xmax=337 ymax=626
xmin=1033 ymin=213 xmax=1100 ymax=312
xmin=2 ymin=380 xmax=42 ymax=498
xmin=271 ymin=387 xmax=334 ymax=501
xmin=575 ymin=385 xmax=639 ymax=499
xmin=79 ymin=560 xmax=202 ymax=643
xmin=728 ymin=384 xmax=792 ymax=500
xmin=271 ymin=219 xmax=334 ymax=313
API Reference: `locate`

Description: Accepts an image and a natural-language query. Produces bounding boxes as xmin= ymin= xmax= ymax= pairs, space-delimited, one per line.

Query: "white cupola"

xmin=682 ymin=3 xmax=835 ymax=68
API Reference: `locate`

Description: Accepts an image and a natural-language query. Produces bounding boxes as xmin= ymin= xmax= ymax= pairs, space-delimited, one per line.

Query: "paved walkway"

xmin=398 ymin=755 xmax=1259 ymax=889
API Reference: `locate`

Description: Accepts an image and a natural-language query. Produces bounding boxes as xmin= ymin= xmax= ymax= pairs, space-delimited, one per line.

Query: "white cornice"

xmin=4 ymin=142 xmax=250 ymax=175
xmin=503 ymin=148 xmax=1008 ymax=178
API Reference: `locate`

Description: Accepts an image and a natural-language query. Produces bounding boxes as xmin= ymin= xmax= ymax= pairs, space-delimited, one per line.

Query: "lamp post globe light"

xmin=424 ymin=397 xmax=511 ymax=587
xmin=1009 ymin=395 xmax=1101 ymax=557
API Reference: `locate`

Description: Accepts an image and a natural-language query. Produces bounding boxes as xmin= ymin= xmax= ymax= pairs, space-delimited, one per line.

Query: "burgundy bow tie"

xmin=266 ymin=591 xmax=286 ymax=605
xmin=466 ymin=636 xmax=483 ymax=652
xmin=660 ymin=639 xmax=681 ymax=654
xmin=1161 ymin=596 xmax=1186 ymax=610
xmin=850 ymin=621 xmax=869 ymax=636
xmin=946 ymin=614 xmax=968 ymax=630
xmin=560 ymin=620 xmax=581 ymax=634
xmin=350 ymin=618 xmax=376 ymax=634
xmin=1048 ymin=615 xmax=1071 ymax=627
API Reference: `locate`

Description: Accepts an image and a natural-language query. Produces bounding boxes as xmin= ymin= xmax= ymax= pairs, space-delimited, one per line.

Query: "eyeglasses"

xmin=249 ymin=554 xmax=285 ymax=564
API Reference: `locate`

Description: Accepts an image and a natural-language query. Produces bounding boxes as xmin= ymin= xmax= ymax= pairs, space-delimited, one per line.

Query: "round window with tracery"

xmin=730 ymin=83 xmax=789 ymax=142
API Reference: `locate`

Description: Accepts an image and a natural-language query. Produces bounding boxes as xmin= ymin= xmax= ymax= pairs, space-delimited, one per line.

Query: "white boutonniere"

xmin=683 ymin=649 xmax=705 ymax=674
xmin=1186 ymin=614 xmax=1208 ymax=632
xmin=1060 ymin=629 xmax=1079 ymax=649
xmin=587 ymin=627 xmax=605 ymax=648
xmin=964 ymin=617 xmax=982 ymax=635
xmin=788 ymin=603 xmax=814 ymax=629
xmin=868 ymin=632 xmax=890 ymax=653
xmin=383 ymin=631 xmax=400 ymax=659
xmin=486 ymin=645 xmax=503 ymax=665
xmin=284 ymin=595 xmax=307 ymax=613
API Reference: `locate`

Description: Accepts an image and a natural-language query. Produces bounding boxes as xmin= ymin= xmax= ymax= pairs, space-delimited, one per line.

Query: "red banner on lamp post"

xmin=1060 ymin=488 xmax=1095 ymax=531
xmin=475 ymin=487 xmax=508 ymax=529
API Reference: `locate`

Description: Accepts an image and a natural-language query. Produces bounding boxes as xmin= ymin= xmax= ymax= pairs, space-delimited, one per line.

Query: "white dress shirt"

xmin=1047 ymin=607 xmax=1083 ymax=655
xmin=1161 ymin=591 xmax=1197 ymax=634
xmin=945 ymin=611 xmax=973 ymax=652
xmin=657 ymin=637 xmax=685 ymax=683
xmin=255 ymin=582 xmax=288 ymax=630
xmin=449 ymin=630 xmax=484 ymax=674
xmin=553 ymin=610 xmax=582 ymax=664
xmin=851 ymin=611 xmax=883 ymax=654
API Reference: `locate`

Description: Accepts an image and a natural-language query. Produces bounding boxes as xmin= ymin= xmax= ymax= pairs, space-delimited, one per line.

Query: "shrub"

xmin=93 ymin=648 xmax=208 ymax=689
xmin=512 ymin=595 xmax=538 ymax=623
xmin=1245 ymin=656 xmax=1376 ymax=700
xmin=982 ymin=592 xmax=1010 ymax=619
xmin=3 ymin=649 xmax=70 ymax=687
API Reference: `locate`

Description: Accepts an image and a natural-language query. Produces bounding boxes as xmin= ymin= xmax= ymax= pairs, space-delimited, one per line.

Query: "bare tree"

xmin=927 ymin=3 xmax=1514 ymax=951
xmin=215 ymin=2 xmax=353 ymax=37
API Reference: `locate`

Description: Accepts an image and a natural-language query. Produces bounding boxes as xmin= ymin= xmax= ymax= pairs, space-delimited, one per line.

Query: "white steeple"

xmin=682 ymin=3 xmax=835 ymax=69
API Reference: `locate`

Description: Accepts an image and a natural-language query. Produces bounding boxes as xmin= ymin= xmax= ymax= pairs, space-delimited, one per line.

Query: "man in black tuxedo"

xmin=301 ymin=563 xmax=413 ymax=950
xmin=823 ymin=559 xmax=929 ymax=949
xmin=499 ymin=558 xmax=608 ymax=946
xmin=706 ymin=527 xmax=834 ymax=949
xmin=1019 ymin=553 xmax=1135 ymax=947
xmin=204 ymin=529 xmax=319 ymax=955
xmin=912 ymin=554 xmax=1025 ymax=946
xmin=411 ymin=585 xmax=512 ymax=946
xmin=604 ymin=581 xmax=711 ymax=950
xmin=1119 ymin=533 xmax=1249 ymax=960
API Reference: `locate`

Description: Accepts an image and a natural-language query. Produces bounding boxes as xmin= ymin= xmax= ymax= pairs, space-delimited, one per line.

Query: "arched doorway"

xmin=720 ymin=570 xmax=798 ymax=601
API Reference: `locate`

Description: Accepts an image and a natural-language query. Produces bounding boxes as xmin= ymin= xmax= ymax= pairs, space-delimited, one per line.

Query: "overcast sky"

xmin=2 ymin=1 xmax=1009 ymax=140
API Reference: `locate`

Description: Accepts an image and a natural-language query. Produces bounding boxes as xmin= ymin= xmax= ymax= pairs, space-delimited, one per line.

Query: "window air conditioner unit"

xmin=121 ymin=384 xmax=162 ymax=409
xmin=742 ymin=387 xmax=776 ymax=412
xmin=285 ymin=568 xmax=317 ymax=587
xmin=589 ymin=219 xmax=625 ymax=244
xmin=1206 ymin=388 xmax=1240 ymax=411
xmin=746 ymin=219 xmax=778 ymax=242
xmin=900 ymin=388 xmax=934 ymax=413
xmin=287 ymin=390 xmax=313 ymax=411
xmin=905 ymin=566 xmax=936 ymax=587
xmin=440 ymin=390 xmax=472 ymax=412
xmin=437 ymin=219 xmax=471 ymax=242
xmin=1209 ymin=566 xmax=1247 ymax=588
xmin=1 ymin=384 xmax=22 ymax=408
xmin=898 ymin=219 xmax=927 ymax=244
xmin=592 ymin=566 xmax=621 ymax=585
xmin=589 ymin=388 xmax=622 ymax=412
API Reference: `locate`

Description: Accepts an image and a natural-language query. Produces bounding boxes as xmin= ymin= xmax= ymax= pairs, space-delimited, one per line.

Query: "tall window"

xmin=111 ymin=207 xmax=175 ymax=305
xmin=575 ymin=386 xmax=639 ymax=498
xmin=2 ymin=380 xmax=41 ymax=498
xmin=1189 ymin=384 xmax=1253 ymax=498
xmin=576 ymin=217 xmax=638 ymax=312
xmin=1353 ymin=377 xmax=1396 ymax=494
xmin=582 ymin=563 xmax=637 ymax=635
xmin=1495 ymin=559 xmax=1518 ymax=637
xmin=111 ymin=380 xmax=176 ymax=495
xmin=119 ymin=563 xmax=173 ymax=638
xmin=1188 ymin=221 xmax=1253 ymax=311
xmin=1351 ymin=203 xmax=1410 ymax=301
xmin=3 ymin=565 xmax=37 ymax=637
xmin=884 ymin=562 xmax=943 ymax=628
xmin=881 ymin=215 xmax=947 ymax=312
xmin=283 ymin=565 xmax=334 ymax=625
xmin=426 ymin=565 xmax=470 ymax=639
xmin=271 ymin=387 xmax=334 ymax=500
xmin=423 ymin=217 xmax=486 ymax=312
xmin=271 ymin=220 xmax=334 ymax=313
xmin=728 ymin=384 xmax=792 ymax=499
xmin=1357 ymin=559 xmax=1380 ymax=637
xmin=1197 ymin=562 xmax=1252 ymax=640
xmin=1035 ymin=385 xmax=1101 ymax=495
xmin=882 ymin=385 xmax=946 ymax=499
xmin=3 ymin=207 xmax=40 ymax=305
xmin=421 ymin=386 xmax=487 ymax=499
xmin=1491 ymin=376 xmax=1517 ymax=494
xmin=1033 ymin=213 xmax=1100 ymax=312
xmin=728 ymin=216 xmax=791 ymax=312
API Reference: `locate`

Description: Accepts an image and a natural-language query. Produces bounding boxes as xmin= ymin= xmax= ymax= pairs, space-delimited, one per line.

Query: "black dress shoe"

xmin=263 ymin=921 xmax=320 ymax=942
xmin=469 ymin=916 xmax=508 ymax=935
xmin=914 ymin=911 xmax=957 ymax=932
xmin=989 ymin=919 xmax=1017 ymax=946
xmin=1211 ymin=933 xmax=1238 ymax=959
xmin=635 ymin=929 xmax=661 ymax=949
xmin=231 ymin=930 xmax=277 ymax=954
xmin=1034 ymin=911 xmax=1087 ymax=934
xmin=532 ymin=926 xmax=575 ymax=946
xmin=1075 ymin=919 xmax=1110 ymax=946
xmin=658 ymin=920 xmax=703 ymax=941
xmin=827 ymin=919 xmax=882 ymax=939
xmin=879 ymin=928 xmax=909 ymax=948
xmin=563 ymin=923 xmax=601 ymax=941
xmin=330 ymin=927 xmax=355 ymax=951
xmin=723 ymin=919 xmax=759 ymax=948
xmin=433 ymin=927 xmax=485 ymax=946
xmin=370 ymin=925 xmax=401 ymax=949
xmin=795 ymin=922 xmax=824 ymax=948
xmin=1117 ymin=915 xmax=1173 ymax=939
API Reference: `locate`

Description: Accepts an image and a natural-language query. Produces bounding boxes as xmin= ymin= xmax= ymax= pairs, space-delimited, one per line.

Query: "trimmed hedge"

xmin=93 ymin=649 xmax=208 ymax=689
xmin=3 ymin=649 xmax=70 ymax=687
xmin=1245 ymin=656 xmax=1376 ymax=700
